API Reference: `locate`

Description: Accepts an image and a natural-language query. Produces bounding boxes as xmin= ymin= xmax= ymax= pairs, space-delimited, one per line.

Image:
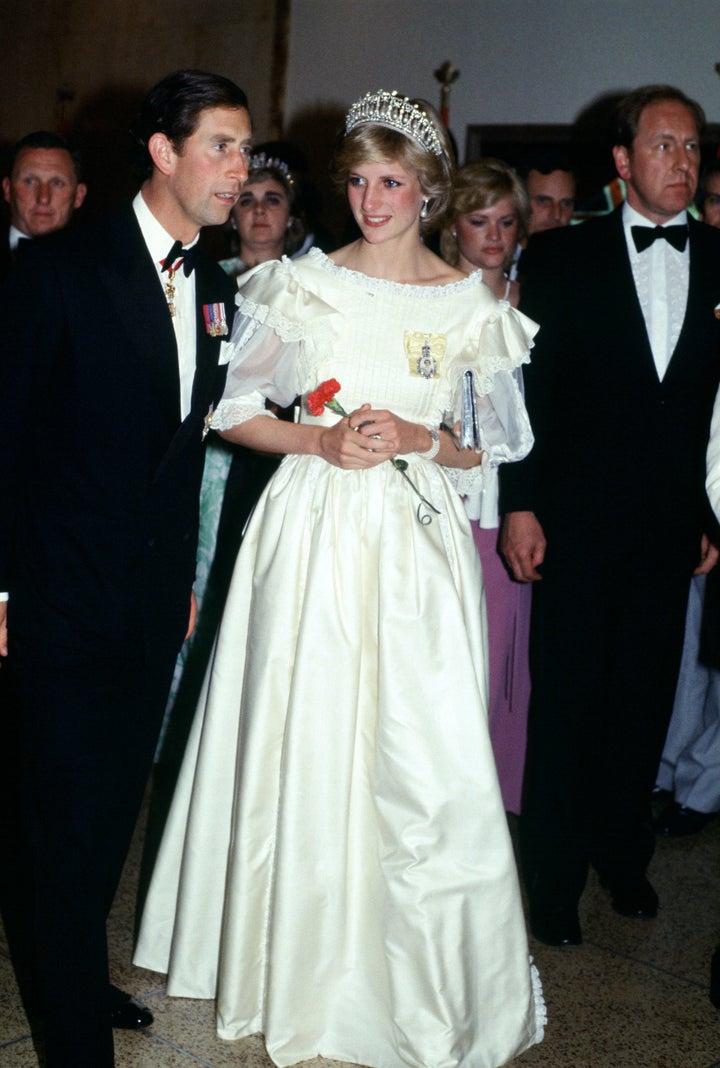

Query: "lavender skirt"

xmin=473 ymin=522 xmax=531 ymax=814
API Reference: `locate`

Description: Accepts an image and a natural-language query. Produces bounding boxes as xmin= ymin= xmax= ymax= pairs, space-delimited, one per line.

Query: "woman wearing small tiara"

xmin=220 ymin=152 xmax=306 ymax=277
xmin=135 ymin=90 xmax=545 ymax=1068
xmin=156 ymin=153 xmax=302 ymax=756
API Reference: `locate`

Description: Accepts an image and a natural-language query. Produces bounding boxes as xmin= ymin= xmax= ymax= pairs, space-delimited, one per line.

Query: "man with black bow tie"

xmin=500 ymin=85 xmax=720 ymax=947
xmin=0 ymin=69 xmax=251 ymax=1066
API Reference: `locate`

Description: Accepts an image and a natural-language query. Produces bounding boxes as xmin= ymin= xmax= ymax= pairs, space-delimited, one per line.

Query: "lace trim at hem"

xmin=530 ymin=956 xmax=547 ymax=1041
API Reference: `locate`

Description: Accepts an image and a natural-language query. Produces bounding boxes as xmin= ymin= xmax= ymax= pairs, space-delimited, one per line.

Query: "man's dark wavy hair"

xmin=131 ymin=69 xmax=249 ymax=179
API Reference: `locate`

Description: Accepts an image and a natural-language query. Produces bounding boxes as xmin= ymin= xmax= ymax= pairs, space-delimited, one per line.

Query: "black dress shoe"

xmin=606 ymin=877 xmax=658 ymax=919
xmin=108 ymin=986 xmax=153 ymax=1030
xmin=529 ymin=903 xmax=583 ymax=946
xmin=110 ymin=1000 xmax=153 ymax=1029
xmin=656 ymin=801 xmax=714 ymax=837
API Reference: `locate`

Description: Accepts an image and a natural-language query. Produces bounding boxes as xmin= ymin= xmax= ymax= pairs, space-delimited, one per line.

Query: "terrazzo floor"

xmin=1 ymin=793 xmax=719 ymax=1067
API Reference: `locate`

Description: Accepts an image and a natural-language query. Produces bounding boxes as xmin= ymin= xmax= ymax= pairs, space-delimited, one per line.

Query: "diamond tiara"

xmin=249 ymin=152 xmax=293 ymax=182
xmin=345 ymin=90 xmax=444 ymax=158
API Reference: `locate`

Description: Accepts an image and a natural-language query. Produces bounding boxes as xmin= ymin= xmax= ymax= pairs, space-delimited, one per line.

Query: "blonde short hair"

xmin=440 ymin=158 xmax=530 ymax=266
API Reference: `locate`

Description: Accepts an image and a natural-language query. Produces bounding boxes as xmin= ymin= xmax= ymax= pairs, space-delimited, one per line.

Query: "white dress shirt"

xmin=9 ymin=224 xmax=29 ymax=251
xmin=133 ymin=191 xmax=198 ymax=419
xmin=622 ymin=201 xmax=689 ymax=381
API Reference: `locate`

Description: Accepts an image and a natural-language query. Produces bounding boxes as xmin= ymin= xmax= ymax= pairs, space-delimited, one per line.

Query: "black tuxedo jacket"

xmin=501 ymin=208 xmax=720 ymax=571
xmin=0 ymin=203 xmax=236 ymax=664
xmin=0 ymin=228 xmax=49 ymax=281
xmin=0 ymin=230 xmax=14 ymax=282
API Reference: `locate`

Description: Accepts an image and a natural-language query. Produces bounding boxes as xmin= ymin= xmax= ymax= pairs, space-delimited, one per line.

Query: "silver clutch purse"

xmin=460 ymin=369 xmax=480 ymax=450
xmin=441 ymin=369 xmax=482 ymax=452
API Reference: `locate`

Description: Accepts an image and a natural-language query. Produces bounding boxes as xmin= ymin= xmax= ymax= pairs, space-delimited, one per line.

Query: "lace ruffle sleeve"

xmin=213 ymin=257 xmax=338 ymax=432
xmin=441 ymin=301 xmax=538 ymax=520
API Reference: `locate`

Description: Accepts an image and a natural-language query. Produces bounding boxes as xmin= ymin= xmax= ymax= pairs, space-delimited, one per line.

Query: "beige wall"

xmin=3 ymin=0 xmax=720 ymax=228
xmin=1 ymin=0 xmax=277 ymax=139
xmin=286 ymin=0 xmax=720 ymax=151
xmin=5 ymin=0 xmax=720 ymax=154
xmin=0 ymin=0 xmax=279 ymax=213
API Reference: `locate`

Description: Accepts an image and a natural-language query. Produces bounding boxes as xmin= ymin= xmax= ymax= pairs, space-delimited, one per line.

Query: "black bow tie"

xmin=161 ymin=239 xmax=197 ymax=276
xmin=631 ymin=224 xmax=688 ymax=253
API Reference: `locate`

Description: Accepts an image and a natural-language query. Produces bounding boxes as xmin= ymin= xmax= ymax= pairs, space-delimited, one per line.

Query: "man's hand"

xmin=499 ymin=511 xmax=547 ymax=582
xmin=694 ymin=533 xmax=720 ymax=576
xmin=185 ymin=590 xmax=198 ymax=640
xmin=0 ymin=602 xmax=7 ymax=659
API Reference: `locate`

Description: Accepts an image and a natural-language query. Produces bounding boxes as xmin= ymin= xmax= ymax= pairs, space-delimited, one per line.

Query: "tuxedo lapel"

xmin=664 ymin=218 xmax=717 ymax=386
xmin=96 ymin=206 xmax=181 ymax=426
xmin=590 ymin=209 xmax=661 ymax=387
xmin=150 ymin=251 xmax=234 ymax=485
xmin=191 ymin=259 xmax=231 ymax=415
xmin=91 ymin=206 xmax=233 ymax=483
xmin=0 ymin=231 xmax=13 ymax=281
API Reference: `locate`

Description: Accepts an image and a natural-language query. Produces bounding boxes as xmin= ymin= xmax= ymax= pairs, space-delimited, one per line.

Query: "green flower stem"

xmin=323 ymin=399 xmax=441 ymax=524
xmin=391 ymin=458 xmax=441 ymax=521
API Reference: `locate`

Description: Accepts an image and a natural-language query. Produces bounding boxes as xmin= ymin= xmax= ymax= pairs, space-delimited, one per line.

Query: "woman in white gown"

xmin=135 ymin=90 xmax=545 ymax=1068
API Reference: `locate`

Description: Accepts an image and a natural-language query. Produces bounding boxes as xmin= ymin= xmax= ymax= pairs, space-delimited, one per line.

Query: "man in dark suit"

xmin=0 ymin=69 xmax=251 ymax=1066
xmin=521 ymin=151 xmax=576 ymax=235
xmin=500 ymin=85 xmax=720 ymax=947
xmin=0 ymin=130 xmax=87 ymax=1052
xmin=1 ymin=131 xmax=87 ymax=278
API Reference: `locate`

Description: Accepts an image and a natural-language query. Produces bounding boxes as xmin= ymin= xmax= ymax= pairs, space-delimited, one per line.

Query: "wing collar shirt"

xmin=133 ymin=190 xmax=198 ymax=419
xmin=622 ymin=200 xmax=689 ymax=381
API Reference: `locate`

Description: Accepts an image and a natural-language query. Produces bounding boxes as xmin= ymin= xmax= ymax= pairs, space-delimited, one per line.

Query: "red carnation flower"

xmin=304 ymin=378 xmax=439 ymax=524
xmin=307 ymin=378 xmax=342 ymax=417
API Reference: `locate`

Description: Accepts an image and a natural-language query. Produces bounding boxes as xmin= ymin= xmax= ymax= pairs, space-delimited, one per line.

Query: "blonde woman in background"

xmin=442 ymin=158 xmax=532 ymax=815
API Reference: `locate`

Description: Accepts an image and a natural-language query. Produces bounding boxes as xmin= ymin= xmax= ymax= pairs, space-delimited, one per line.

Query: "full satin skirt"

xmin=135 ymin=454 xmax=544 ymax=1068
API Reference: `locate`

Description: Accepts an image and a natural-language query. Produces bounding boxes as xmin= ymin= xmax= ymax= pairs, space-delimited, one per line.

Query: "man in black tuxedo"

xmin=0 ymin=132 xmax=87 ymax=995
xmin=0 ymin=69 xmax=252 ymax=1066
xmin=1 ymin=130 xmax=87 ymax=280
xmin=500 ymin=85 xmax=720 ymax=947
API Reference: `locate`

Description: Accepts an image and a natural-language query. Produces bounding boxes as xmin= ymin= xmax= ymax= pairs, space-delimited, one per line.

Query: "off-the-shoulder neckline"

xmin=304 ymin=247 xmax=485 ymax=296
